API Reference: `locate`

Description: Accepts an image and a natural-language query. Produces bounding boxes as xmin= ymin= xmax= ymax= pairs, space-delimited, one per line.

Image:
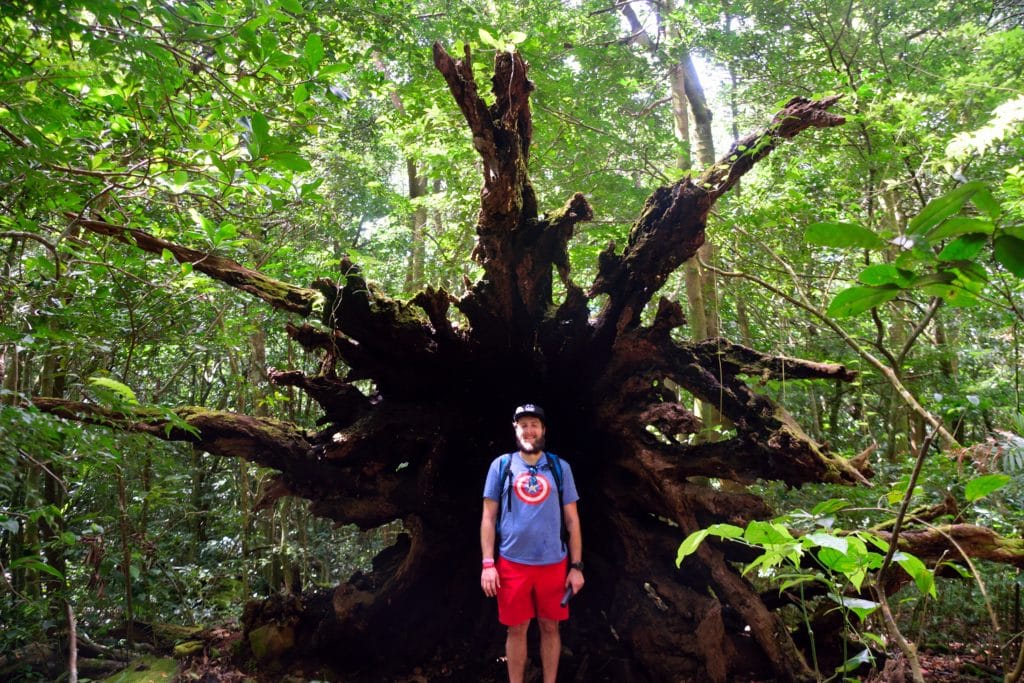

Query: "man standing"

xmin=481 ymin=404 xmax=584 ymax=683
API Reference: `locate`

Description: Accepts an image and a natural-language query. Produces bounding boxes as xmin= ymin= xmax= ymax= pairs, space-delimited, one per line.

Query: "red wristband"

xmin=482 ymin=559 xmax=495 ymax=568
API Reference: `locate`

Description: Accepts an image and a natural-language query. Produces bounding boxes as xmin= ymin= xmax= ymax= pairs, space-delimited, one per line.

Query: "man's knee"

xmin=537 ymin=618 xmax=559 ymax=635
xmin=508 ymin=621 xmax=530 ymax=638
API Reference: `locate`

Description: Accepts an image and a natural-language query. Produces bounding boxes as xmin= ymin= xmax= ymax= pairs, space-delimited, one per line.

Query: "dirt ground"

xmin=168 ymin=624 xmax=1004 ymax=682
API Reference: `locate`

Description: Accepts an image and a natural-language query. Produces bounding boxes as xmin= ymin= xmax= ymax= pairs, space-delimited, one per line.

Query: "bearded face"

xmin=514 ymin=416 xmax=546 ymax=454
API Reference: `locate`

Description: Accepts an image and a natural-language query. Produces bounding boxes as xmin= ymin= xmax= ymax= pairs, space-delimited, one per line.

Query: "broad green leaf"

xmin=949 ymin=260 xmax=990 ymax=284
xmin=777 ymin=574 xmax=818 ymax=592
xmin=676 ymin=529 xmax=709 ymax=566
xmin=835 ymin=648 xmax=873 ymax=672
xmin=894 ymin=551 xmax=936 ymax=597
xmin=908 ymin=181 xmax=987 ymax=235
xmin=928 ymin=217 xmax=994 ymax=241
xmin=857 ymin=264 xmax=914 ymax=287
xmin=804 ymin=532 xmax=848 ymax=554
xmin=293 ymin=83 xmax=309 ymax=104
xmin=832 ymin=596 xmax=880 ymax=621
xmin=826 ymin=285 xmax=901 ymax=318
xmin=277 ymin=0 xmax=303 ymax=12
xmin=706 ymin=523 xmax=745 ymax=539
xmin=744 ymin=521 xmax=794 ymax=546
xmin=920 ymin=283 xmax=981 ymax=307
xmin=863 ymin=533 xmax=890 ymax=553
xmin=811 ymin=499 xmax=850 ymax=516
xmin=817 ymin=547 xmax=858 ymax=573
xmin=995 ymin=235 xmax=1024 ymax=277
xmin=10 ymin=556 xmax=65 ymax=581
xmin=88 ymin=376 xmax=139 ymax=405
xmin=937 ymin=233 xmax=987 ymax=261
xmin=272 ymin=152 xmax=312 ymax=172
xmin=478 ymin=28 xmax=501 ymax=49
xmin=675 ymin=523 xmax=743 ymax=566
xmin=965 ymin=473 xmax=1011 ymax=502
xmin=168 ymin=169 xmax=190 ymax=194
xmin=304 ymin=34 xmax=323 ymax=72
xmin=507 ymin=31 xmax=528 ymax=44
xmin=804 ymin=222 xmax=885 ymax=249
xmin=970 ymin=185 xmax=1002 ymax=219
xmin=250 ymin=112 xmax=270 ymax=149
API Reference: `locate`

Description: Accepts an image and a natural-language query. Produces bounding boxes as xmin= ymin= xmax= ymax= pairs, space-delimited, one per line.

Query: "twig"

xmin=873 ymin=424 xmax=942 ymax=683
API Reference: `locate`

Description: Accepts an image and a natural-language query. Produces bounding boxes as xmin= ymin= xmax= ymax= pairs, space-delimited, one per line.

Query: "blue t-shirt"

xmin=483 ymin=452 xmax=580 ymax=566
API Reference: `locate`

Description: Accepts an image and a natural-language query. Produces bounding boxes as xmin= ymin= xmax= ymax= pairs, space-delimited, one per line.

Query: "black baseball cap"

xmin=513 ymin=404 xmax=546 ymax=423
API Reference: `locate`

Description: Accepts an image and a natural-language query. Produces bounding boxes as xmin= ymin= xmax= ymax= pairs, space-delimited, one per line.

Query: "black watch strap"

xmin=570 ymin=561 xmax=584 ymax=572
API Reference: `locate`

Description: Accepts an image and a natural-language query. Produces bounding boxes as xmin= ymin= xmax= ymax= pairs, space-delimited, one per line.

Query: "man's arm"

xmin=481 ymin=498 xmax=500 ymax=596
xmin=563 ymin=501 xmax=584 ymax=594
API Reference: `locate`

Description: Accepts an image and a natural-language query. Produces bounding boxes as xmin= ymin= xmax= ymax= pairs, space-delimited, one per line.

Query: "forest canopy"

xmin=3 ymin=0 xmax=1024 ymax=681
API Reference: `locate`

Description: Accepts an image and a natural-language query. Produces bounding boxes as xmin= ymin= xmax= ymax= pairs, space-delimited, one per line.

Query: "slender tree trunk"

xmin=405 ymin=159 xmax=428 ymax=294
xmin=115 ymin=467 xmax=135 ymax=647
xmin=189 ymin=445 xmax=208 ymax=562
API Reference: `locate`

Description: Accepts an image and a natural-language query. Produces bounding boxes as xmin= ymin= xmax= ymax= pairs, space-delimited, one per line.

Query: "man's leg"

xmin=538 ymin=618 xmax=560 ymax=683
xmin=506 ymin=621 xmax=530 ymax=683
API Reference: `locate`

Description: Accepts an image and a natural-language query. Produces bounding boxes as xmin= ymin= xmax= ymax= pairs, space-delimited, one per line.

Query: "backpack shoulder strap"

xmin=545 ymin=452 xmax=568 ymax=552
xmin=545 ymin=452 xmax=564 ymax=494
xmin=498 ymin=453 xmax=514 ymax=513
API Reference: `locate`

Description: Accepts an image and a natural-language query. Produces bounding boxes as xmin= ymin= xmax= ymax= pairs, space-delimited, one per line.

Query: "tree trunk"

xmin=29 ymin=44 xmax=895 ymax=681
xmin=405 ymin=159 xmax=428 ymax=294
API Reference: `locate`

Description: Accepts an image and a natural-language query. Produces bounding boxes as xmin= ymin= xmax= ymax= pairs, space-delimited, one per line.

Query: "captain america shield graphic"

xmin=513 ymin=471 xmax=551 ymax=504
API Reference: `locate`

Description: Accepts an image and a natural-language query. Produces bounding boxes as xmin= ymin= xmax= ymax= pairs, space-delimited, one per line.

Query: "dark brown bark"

xmin=28 ymin=44 xmax=911 ymax=681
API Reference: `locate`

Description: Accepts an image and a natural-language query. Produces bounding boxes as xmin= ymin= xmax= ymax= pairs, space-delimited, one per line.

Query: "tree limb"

xmin=589 ymin=96 xmax=846 ymax=351
xmin=67 ymin=214 xmax=322 ymax=316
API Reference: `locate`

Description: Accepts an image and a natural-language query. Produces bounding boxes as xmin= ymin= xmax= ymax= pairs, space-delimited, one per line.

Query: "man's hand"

xmin=565 ymin=567 xmax=584 ymax=596
xmin=481 ymin=566 xmax=500 ymax=597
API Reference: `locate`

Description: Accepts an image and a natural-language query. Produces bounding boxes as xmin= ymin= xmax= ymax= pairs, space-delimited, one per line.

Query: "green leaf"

xmin=826 ymin=285 xmax=902 ymax=318
xmin=88 ymin=376 xmax=139 ymax=406
xmin=928 ymin=217 xmax=994 ymax=241
xmin=478 ymin=28 xmax=501 ymax=49
xmin=908 ymin=182 xmax=988 ymax=235
xmin=507 ymin=31 xmax=528 ymax=44
xmin=920 ymin=283 xmax=981 ymax=307
xmin=804 ymin=532 xmax=848 ymax=554
xmin=675 ymin=523 xmax=743 ymax=566
xmin=676 ymin=529 xmax=709 ymax=566
xmin=835 ymin=648 xmax=873 ymax=673
xmin=804 ymin=222 xmax=885 ymax=250
xmin=744 ymin=521 xmax=794 ymax=545
xmin=857 ymin=264 xmax=914 ymax=287
xmin=304 ymin=34 xmax=323 ymax=72
xmin=777 ymin=573 xmax=818 ymax=592
xmin=995 ymin=235 xmax=1024 ymax=277
xmin=965 ymin=473 xmax=1011 ymax=502
xmin=10 ymin=555 xmax=65 ymax=581
xmin=277 ymin=0 xmax=303 ymax=13
xmin=949 ymin=260 xmax=990 ymax=284
xmin=970 ymin=185 xmax=1002 ymax=219
xmin=937 ymin=233 xmax=987 ymax=261
xmin=271 ymin=152 xmax=312 ymax=172
xmin=894 ymin=551 xmax=935 ymax=597
xmin=833 ymin=596 xmax=880 ymax=621
xmin=811 ymin=499 xmax=850 ymax=516
xmin=250 ymin=112 xmax=270 ymax=150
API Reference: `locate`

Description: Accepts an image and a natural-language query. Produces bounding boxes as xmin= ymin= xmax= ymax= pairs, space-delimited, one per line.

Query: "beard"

xmin=517 ymin=434 xmax=545 ymax=454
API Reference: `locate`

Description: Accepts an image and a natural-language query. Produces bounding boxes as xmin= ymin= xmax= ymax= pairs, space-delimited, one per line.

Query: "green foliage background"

xmin=2 ymin=0 xmax=1024 ymax=673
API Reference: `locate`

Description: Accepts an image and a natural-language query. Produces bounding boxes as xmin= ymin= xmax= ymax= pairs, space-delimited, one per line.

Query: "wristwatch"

xmin=570 ymin=561 xmax=584 ymax=572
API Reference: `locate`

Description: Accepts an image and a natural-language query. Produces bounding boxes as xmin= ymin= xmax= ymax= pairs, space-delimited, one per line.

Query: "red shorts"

xmin=496 ymin=557 xmax=569 ymax=626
